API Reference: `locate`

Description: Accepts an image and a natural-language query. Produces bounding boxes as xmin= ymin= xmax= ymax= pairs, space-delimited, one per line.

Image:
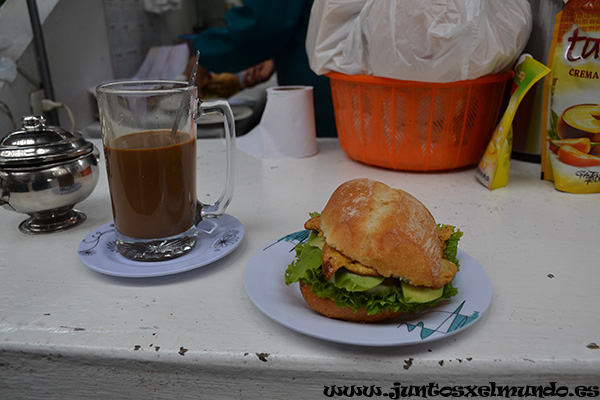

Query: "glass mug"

xmin=96 ymin=80 xmax=235 ymax=261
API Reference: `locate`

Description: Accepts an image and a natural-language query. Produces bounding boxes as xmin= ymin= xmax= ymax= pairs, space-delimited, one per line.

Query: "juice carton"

xmin=541 ymin=0 xmax=600 ymax=193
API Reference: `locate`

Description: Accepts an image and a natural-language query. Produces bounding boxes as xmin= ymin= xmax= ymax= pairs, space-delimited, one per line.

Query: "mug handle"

xmin=196 ymin=99 xmax=236 ymax=219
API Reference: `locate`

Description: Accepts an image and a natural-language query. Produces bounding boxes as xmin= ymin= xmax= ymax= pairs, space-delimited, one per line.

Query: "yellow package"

xmin=477 ymin=55 xmax=550 ymax=190
xmin=541 ymin=0 xmax=600 ymax=193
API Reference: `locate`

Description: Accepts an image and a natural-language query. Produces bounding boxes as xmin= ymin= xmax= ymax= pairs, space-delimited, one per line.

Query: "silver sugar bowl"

xmin=0 ymin=116 xmax=100 ymax=234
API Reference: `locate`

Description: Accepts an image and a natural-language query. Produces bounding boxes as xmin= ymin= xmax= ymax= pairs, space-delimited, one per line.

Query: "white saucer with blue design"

xmin=78 ymin=214 xmax=244 ymax=278
xmin=243 ymin=230 xmax=492 ymax=347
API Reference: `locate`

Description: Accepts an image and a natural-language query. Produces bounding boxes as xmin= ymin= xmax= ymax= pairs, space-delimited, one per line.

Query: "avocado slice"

xmin=333 ymin=269 xmax=385 ymax=292
xmin=401 ymin=281 xmax=444 ymax=303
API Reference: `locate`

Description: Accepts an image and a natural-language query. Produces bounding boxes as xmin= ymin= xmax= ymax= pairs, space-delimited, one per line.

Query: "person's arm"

xmin=242 ymin=59 xmax=275 ymax=87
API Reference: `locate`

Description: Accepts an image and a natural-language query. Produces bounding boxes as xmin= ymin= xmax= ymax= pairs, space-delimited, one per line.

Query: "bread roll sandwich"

xmin=285 ymin=178 xmax=462 ymax=323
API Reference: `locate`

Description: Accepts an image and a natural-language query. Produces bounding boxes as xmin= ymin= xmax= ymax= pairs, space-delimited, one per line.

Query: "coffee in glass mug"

xmin=96 ymin=80 xmax=235 ymax=261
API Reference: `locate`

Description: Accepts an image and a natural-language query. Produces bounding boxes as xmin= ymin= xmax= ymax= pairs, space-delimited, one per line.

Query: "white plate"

xmin=197 ymin=105 xmax=253 ymax=126
xmin=78 ymin=214 xmax=244 ymax=278
xmin=243 ymin=231 xmax=492 ymax=346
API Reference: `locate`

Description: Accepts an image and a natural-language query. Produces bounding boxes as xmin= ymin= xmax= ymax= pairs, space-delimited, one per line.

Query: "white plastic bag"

xmin=306 ymin=0 xmax=532 ymax=83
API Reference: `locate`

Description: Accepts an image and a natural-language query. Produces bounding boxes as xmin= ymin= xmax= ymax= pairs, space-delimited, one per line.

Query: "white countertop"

xmin=1 ymin=138 xmax=598 ymax=399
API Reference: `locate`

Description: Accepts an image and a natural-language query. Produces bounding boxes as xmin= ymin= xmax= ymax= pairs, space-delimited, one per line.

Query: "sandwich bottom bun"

xmin=299 ymin=280 xmax=404 ymax=323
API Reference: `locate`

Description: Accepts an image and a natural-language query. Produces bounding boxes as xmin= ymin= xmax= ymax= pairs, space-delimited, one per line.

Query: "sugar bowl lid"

xmin=0 ymin=115 xmax=94 ymax=167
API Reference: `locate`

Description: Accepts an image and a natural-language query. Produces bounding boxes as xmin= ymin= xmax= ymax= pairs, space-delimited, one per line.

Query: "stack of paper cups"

xmin=237 ymin=86 xmax=318 ymax=158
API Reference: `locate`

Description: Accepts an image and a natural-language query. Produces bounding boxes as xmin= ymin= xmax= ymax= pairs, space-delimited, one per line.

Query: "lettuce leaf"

xmin=284 ymin=231 xmax=322 ymax=285
xmin=440 ymin=225 xmax=463 ymax=269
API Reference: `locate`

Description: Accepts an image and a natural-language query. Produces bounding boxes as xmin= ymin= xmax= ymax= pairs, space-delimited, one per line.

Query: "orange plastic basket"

xmin=327 ymin=71 xmax=513 ymax=171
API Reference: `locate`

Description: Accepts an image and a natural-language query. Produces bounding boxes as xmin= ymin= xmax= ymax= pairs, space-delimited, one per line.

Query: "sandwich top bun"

xmin=319 ymin=178 xmax=455 ymax=289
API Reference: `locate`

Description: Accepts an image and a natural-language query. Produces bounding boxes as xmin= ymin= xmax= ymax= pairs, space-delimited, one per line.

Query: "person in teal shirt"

xmin=191 ymin=0 xmax=337 ymax=137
